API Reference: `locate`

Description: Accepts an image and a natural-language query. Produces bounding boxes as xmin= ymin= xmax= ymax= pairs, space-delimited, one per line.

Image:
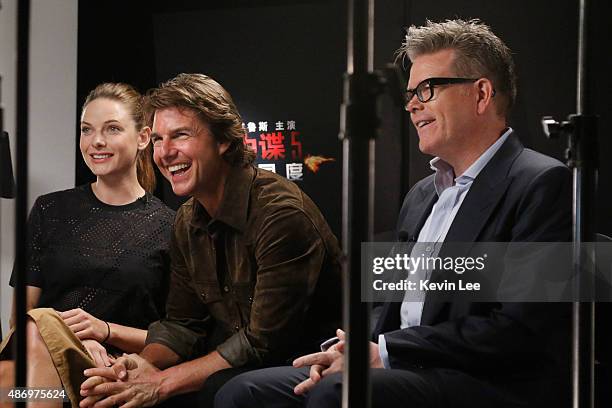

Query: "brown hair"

xmin=144 ymin=73 xmax=256 ymax=166
xmin=82 ymin=83 xmax=156 ymax=192
xmin=399 ymin=19 xmax=517 ymax=119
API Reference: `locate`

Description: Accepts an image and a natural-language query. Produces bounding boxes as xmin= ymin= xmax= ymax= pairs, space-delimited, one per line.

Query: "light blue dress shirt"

xmin=378 ymin=128 xmax=513 ymax=368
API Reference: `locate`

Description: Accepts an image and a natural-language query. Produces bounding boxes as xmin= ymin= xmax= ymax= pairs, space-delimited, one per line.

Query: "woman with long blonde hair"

xmin=0 ymin=83 xmax=174 ymax=407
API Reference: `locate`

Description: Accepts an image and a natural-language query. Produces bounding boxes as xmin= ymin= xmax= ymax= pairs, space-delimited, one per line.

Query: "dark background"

xmin=77 ymin=0 xmax=610 ymax=395
xmin=76 ymin=0 xmax=346 ymax=234
xmin=76 ymin=0 xmax=611 ymax=239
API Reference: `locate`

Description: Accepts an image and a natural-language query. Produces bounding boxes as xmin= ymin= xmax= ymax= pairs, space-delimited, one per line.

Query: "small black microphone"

xmin=398 ymin=231 xmax=415 ymax=242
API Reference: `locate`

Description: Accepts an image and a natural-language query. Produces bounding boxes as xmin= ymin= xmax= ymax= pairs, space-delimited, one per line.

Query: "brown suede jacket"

xmin=146 ymin=164 xmax=342 ymax=367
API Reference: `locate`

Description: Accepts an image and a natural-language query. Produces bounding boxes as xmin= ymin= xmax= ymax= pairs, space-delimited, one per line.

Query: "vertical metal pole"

xmin=0 ymin=74 xmax=3 ymax=342
xmin=341 ymin=0 xmax=375 ymax=406
xmin=572 ymin=0 xmax=596 ymax=407
xmin=14 ymin=0 xmax=30 ymax=400
xmin=576 ymin=0 xmax=586 ymax=115
xmin=1 ymin=77 xmax=4 ymax=138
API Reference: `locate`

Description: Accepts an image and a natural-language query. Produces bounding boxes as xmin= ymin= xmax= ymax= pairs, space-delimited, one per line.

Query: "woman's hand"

xmin=59 ymin=308 xmax=109 ymax=342
xmin=82 ymin=339 xmax=114 ymax=368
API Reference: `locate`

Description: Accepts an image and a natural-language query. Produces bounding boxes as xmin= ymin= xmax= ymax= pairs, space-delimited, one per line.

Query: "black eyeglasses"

xmin=405 ymin=77 xmax=478 ymax=105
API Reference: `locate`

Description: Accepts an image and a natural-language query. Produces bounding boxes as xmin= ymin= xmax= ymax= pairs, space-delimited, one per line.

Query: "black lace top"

xmin=10 ymin=184 xmax=175 ymax=329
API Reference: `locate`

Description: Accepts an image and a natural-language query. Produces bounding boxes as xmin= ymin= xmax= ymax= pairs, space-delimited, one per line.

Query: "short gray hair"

xmin=399 ymin=19 xmax=517 ymax=118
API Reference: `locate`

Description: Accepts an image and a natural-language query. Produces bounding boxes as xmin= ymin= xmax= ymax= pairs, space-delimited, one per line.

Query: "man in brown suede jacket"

xmin=79 ymin=73 xmax=342 ymax=408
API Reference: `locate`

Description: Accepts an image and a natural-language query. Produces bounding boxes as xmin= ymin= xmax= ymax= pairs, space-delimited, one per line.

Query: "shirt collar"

xmin=430 ymin=127 xmax=513 ymax=195
xmin=190 ymin=164 xmax=254 ymax=233
xmin=429 ymin=157 xmax=455 ymax=196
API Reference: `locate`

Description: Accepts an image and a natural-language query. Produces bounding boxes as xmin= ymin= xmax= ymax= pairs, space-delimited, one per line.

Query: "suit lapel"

xmin=420 ymin=134 xmax=524 ymax=325
xmin=398 ymin=180 xmax=438 ymax=241
xmin=374 ymin=178 xmax=437 ymax=336
xmin=444 ymin=133 xmax=523 ymax=245
xmin=442 ymin=177 xmax=510 ymax=245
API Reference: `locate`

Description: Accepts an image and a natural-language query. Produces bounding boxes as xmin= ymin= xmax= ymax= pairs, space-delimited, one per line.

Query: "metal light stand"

xmin=541 ymin=0 xmax=597 ymax=407
xmin=339 ymin=0 xmax=384 ymax=406
xmin=14 ymin=0 xmax=31 ymax=402
xmin=0 ymin=74 xmax=3 ymax=345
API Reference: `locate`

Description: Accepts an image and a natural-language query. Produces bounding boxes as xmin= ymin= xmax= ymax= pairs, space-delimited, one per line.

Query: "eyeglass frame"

xmin=405 ymin=77 xmax=491 ymax=105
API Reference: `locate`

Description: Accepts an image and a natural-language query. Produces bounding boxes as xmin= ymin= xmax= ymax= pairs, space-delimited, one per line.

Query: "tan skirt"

xmin=0 ymin=308 xmax=95 ymax=408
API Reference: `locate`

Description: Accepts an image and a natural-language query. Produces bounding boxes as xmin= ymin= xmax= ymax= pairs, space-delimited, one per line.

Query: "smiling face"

xmin=405 ymin=49 xmax=479 ymax=163
xmin=151 ymin=107 xmax=229 ymax=201
xmin=80 ymin=98 xmax=148 ymax=181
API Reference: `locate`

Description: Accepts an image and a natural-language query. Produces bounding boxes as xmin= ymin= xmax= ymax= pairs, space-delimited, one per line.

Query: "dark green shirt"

xmin=146 ymin=165 xmax=342 ymax=367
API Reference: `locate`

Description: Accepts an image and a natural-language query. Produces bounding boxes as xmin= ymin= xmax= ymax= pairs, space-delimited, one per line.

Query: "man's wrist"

xmin=370 ymin=343 xmax=384 ymax=368
xmin=140 ymin=343 xmax=180 ymax=369
xmin=154 ymin=371 xmax=172 ymax=402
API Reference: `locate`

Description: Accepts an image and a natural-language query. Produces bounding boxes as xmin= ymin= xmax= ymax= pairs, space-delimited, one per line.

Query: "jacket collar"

xmin=189 ymin=165 xmax=254 ymax=234
xmin=397 ymin=179 xmax=438 ymax=242
xmin=443 ymin=131 xmax=522 ymax=244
